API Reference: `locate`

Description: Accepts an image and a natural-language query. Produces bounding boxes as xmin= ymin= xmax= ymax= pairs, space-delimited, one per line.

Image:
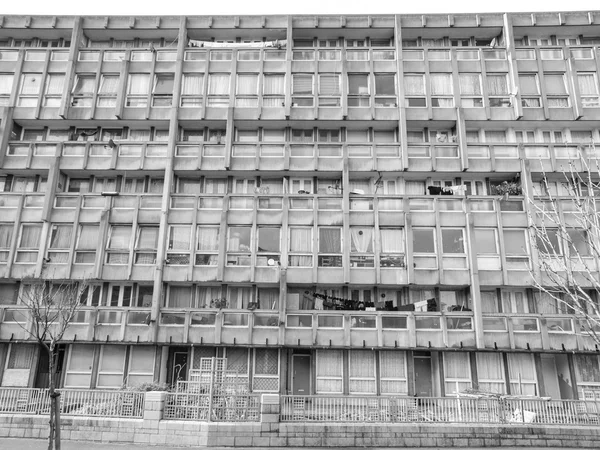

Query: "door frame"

xmin=292 ymin=354 xmax=311 ymax=395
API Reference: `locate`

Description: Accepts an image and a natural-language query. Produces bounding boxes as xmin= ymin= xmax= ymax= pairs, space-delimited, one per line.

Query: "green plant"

xmin=491 ymin=181 xmax=522 ymax=196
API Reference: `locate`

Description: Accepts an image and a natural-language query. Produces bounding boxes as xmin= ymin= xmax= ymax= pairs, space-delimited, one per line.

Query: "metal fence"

xmin=281 ymin=395 xmax=600 ymax=425
xmin=0 ymin=388 xmax=144 ymax=418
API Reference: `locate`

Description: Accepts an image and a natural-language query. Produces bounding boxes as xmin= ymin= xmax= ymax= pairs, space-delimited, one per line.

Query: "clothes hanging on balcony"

xmin=448 ymin=185 xmax=467 ymax=195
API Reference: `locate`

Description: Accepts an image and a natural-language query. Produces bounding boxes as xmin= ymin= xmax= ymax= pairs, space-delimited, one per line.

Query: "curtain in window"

xmin=349 ymin=350 xmax=376 ymax=394
xmin=476 ymin=353 xmax=506 ymax=393
xmin=444 ymin=353 xmax=471 ymax=395
xmin=480 ymin=290 xmax=499 ymax=313
xmin=404 ymin=75 xmax=424 ymax=95
xmin=575 ymin=355 xmax=600 ymax=383
xmin=430 ymin=74 xmax=453 ymax=95
xmin=0 ymin=74 xmax=14 ymax=95
xmin=237 ymin=74 xmax=258 ymax=95
xmin=127 ymin=74 xmax=150 ymax=95
xmin=380 ymin=229 xmax=403 ymax=253
xmin=49 ymin=225 xmax=72 ymax=248
xmin=197 ymin=227 xmax=219 ymax=251
xmin=227 ymin=286 xmax=252 ymax=309
xmin=292 ymin=74 xmax=313 ymax=94
xmin=20 ymin=74 xmax=42 ymax=95
xmin=459 ymin=73 xmax=482 ymax=95
xmin=485 ymin=130 xmax=507 ymax=142
xmin=519 ymin=74 xmax=539 ymax=95
xmin=208 ymin=74 xmax=230 ymax=95
xmin=20 ymin=225 xmax=42 ymax=248
xmin=203 ymin=179 xmax=226 ymax=194
xmin=77 ymin=225 xmax=98 ymax=249
xmin=168 ymin=286 xmax=192 ymax=308
xmin=486 ymin=74 xmax=508 ymax=95
xmin=108 ymin=226 xmax=131 ymax=249
xmin=319 ymin=74 xmax=340 ymax=95
xmin=7 ymin=344 xmax=35 ymax=369
xmin=578 ymin=74 xmax=598 ymax=95
xmin=507 ymin=353 xmax=537 ymax=395
xmin=263 ymin=74 xmax=284 ymax=95
xmin=258 ymin=288 xmax=279 ymax=310
xmin=129 ymin=130 xmax=150 ymax=141
xmin=0 ymin=225 xmax=13 ymax=249
xmin=127 ymin=346 xmax=155 ymax=387
xmin=289 ymin=227 xmax=312 ymax=266
xmin=544 ymin=74 xmax=567 ymax=94
xmin=349 ymin=179 xmax=371 ymax=194
xmin=405 ymin=181 xmax=425 ymax=194
xmin=45 ymin=74 xmax=65 ymax=95
xmin=316 ymin=350 xmax=343 ymax=393
xmin=379 ymin=351 xmax=407 ymax=394
xmin=196 ymin=287 xmax=219 ymax=308
xmin=97 ymin=346 xmax=126 ymax=388
xmin=571 ymin=130 xmax=593 ymax=143
xmin=169 ymin=226 xmax=190 ymax=250
xmin=350 ymin=227 xmax=373 ymax=253
xmin=319 ymin=228 xmax=341 ymax=253
xmin=181 ymin=74 xmax=203 ymax=95
xmin=99 ymin=75 xmax=119 ymax=94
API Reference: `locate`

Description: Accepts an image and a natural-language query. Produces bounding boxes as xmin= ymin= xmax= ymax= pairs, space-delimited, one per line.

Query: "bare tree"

xmin=526 ymin=143 xmax=600 ymax=344
xmin=17 ymin=279 xmax=89 ymax=450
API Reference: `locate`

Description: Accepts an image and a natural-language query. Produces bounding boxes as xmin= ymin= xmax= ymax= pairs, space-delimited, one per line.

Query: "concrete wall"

xmin=0 ymin=392 xmax=599 ymax=447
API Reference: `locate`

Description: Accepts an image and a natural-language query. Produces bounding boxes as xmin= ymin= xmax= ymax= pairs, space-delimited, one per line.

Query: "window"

xmin=507 ymin=353 xmax=538 ymax=396
xmin=97 ymin=345 xmax=126 ymax=388
xmin=379 ymin=351 xmax=408 ymax=394
xmin=348 ymin=74 xmax=370 ymax=107
xmin=74 ymin=224 xmax=98 ymax=264
xmin=536 ymin=228 xmax=562 ymax=255
xmin=380 ymin=228 xmax=405 ymax=267
xmin=235 ymin=74 xmax=258 ymax=107
xmin=106 ymin=284 xmax=134 ymax=307
xmin=134 ymin=226 xmax=158 ymax=264
xmin=318 ymin=73 xmax=341 ymax=107
xmin=227 ymin=226 xmax=251 ymax=266
xmin=180 ymin=74 xmax=203 ymax=107
xmin=257 ymin=227 xmax=280 ymax=266
xmin=196 ymin=226 xmax=219 ymax=266
xmin=167 ymin=225 xmax=192 ymax=265
xmin=318 ymin=227 xmax=342 ymax=267
xmin=70 ymin=74 xmax=95 ymax=107
xmin=404 ymin=74 xmax=426 ymax=107
xmin=126 ymin=74 xmax=150 ymax=107
xmin=207 ymin=73 xmax=230 ymax=107
xmin=64 ymin=344 xmax=94 ymax=388
xmin=413 ymin=228 xmax=436 ymax=268
xmin=350 ymin=227 xmax=374 ymax=267
xmin=0 ymin=74 xmax=14 ymax=106
xmin=349 ymin=350 xmax=376 ymax=394
xmin=430 ymin=73 xmax=453 ymax=107
xmin=152 ymin=74 xmax=174 ymax=107
xmin=544 ymin=73 xmax=569 ymax=107
xmin=486 ymin=74 xmax=511 ymax=107
xmin=444 ymin=353 xmax=472 ymax=395
xmin=15 ymin=223 xmax=42 ymax=263
xmin=47 ymin=224 xmax=72 ymax=263
xmin=97 ymin=75 xmax=119 ymax=107
xmin=127 ymin=346 xmax=155 ymax=387
xmin=0 ymin=224 xmax=13 ymax=263
xmin=519 ymin=74 xmax=541 ymax=107
xmin=578 ymin=73 xmax=600 ymax=107
xmin=18 ymin=73 xmax=43 ymax=107
xmin=292 ymin=73 xmax=314 ymax=107
xmin=263 ymin=74 xmax=284 ymax=107
xmin=316 ymin=349 xmax=343 ymax=394
xmin=459 ymin=73 xmax=483 ymax=107
xmin=441 ymin=229 xmax=465 ymax=254
xmin=253 ymin=348 xmax=280 ymax=392
xmin=476 ymin=353 xmax=506 ymax=393
xmin=166 ymin=285 xmax=192 ymax=308
xmin=503 ymin=229 xmax=529 ymax=269
xmin=575 ymin=355 xmax=600 ymax=395
xmin=106 ymin=225 xmax=132 ymax=264
xmin=567 ymin=229 xmax=590 ymax=257
xmin=43 ymin=74 xmax=65 ymax=107
xmin=289 ymin=227 xmax=313 ymax=267
xmin=374 ymin=73 xmax=396 ymax=107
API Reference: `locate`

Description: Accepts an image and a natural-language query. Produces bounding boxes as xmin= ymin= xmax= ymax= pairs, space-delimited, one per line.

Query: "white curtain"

xmin=169 ymin=226 xmax=191 ymax=250
xmin=349 ymin=350 xmax=376 ymax=394
xmin=97 ymin=346 xmax=126 ymax=388
xmin=228 ymin=286 xmax=252 ymax=309
xmin=208 ymin=74 xmax=230 ymax=95
xmin=405 ymin=181 xmax=425 ymax=194
xmin=0 ymin=74 xmax=14 ymax=95
xmin=578 ymin=74 xmax=598 ymax=95
xmin=430 ymin=73 xmax=453 ymax=95
xmin=350 ymin=227 xmax=373 ymax=253
xmin=380 ymin=351 xmax=407 ymax=394
xmin=197 ymin=227 xmax=219 ymax=251
xmin=20 ymin=224 xmax=42 ymax=248
xmin=77 ymin=225 xmax=98 ymax=249
xmin=258 ymin=288 xmax=278 ymax=310
xmin=127 ymin=74 xmax=150 ymax=95
xmin=459 ymin=73 xmax=482 ymax=95
xmin=45 ymin=74 xmax=65 ymax=95
xmin=196 ymin=286 xmax=220 ymax=308
xmin=109 ymin=226 xmax=132 ymax=249
xmin=404 ymin=75 xmax=425 ymax=95
xmin=319 ymin=74 xmax=340 ymax=95
xmin=99 ymin=75 xmax=119 ymax=94
xmin=0 ymin=225 xmax=12 ymax=249
xmin=444 ymin=353 xmax=472 ymax=394
xmin=7 ymin=344 xmax=35 ymax=369
xmin=480 ymin=290 xmax=499 ymax=313
xmin=508 ymin=353 xmax=538 ymax=395
xmin=72 ymin=76 xmax=95 ymax=95
xmin=319 ymin=228 xmax=341 ymax=253
xmin=168 ymin=286 xmax=192 ymax=308
xmin=316 ymin=350 xmax=343 ymax=394
xmin=137 ymin=227 xmax=159 ymax=248
xmin=476 ymin=353 xmax=506 ymax=393
xmin=237 ymin=74 xmax=258 ymax=95
xmin=289 ymin=227 xmax=312 ymax=266
xmin=181 ymin=74 xmax=203 ymax=95
xmin=292 ymin=74 xmax=313 ymax=94
xmin=487 ymin=74 xmax=508 ymax=95
xmin=203 ymin=179 xmax=227 ymax=194
xmin=380 ymin=228 xmax=403 ymax=253
xmin=49 ymin=225 xmax=72 ymax=249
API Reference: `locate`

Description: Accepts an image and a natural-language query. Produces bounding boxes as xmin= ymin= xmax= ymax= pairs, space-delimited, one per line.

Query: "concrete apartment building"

xmin=0 ymin=11 xmax=599 ymax=406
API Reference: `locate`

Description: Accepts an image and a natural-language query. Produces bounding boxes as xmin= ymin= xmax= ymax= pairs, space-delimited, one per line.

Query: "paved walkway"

xmin=0 ymin=438 xmax=559 ymax=450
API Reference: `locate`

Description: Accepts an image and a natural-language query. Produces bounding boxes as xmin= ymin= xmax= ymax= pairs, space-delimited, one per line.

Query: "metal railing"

xmin=281 ymin=395 xmax=600 ymax=425
xmin=163 ymin=391 xmax=260 ymax=422
xmin=0 ymin=388 xmax=144 ymax=418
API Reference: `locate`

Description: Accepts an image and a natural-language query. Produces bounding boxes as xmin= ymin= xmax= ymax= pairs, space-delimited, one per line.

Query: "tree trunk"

xmin=47 ymin=344 xmax=55 ymax=450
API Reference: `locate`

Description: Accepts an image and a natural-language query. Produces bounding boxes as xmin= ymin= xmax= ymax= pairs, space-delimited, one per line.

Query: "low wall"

xmin=0 ymin=392 xmax=599 ymax=447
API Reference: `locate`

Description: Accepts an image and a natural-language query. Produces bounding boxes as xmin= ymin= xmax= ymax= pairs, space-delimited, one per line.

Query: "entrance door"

xmin=414 ymin=355 xmax=433 ymax=397
xmin=172 ymin=351 xmax=188 ymax=385
xmin=292 ymin=354 xmax=311 ymax=395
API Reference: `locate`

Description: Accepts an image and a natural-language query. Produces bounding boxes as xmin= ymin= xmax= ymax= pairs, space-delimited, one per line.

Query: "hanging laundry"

xmin=449 ymin=185 xmax=467 ymax=195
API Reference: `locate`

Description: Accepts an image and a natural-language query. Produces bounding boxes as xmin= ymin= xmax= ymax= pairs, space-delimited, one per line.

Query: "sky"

xmin=1 ymin=0 xmax=599 ymax=16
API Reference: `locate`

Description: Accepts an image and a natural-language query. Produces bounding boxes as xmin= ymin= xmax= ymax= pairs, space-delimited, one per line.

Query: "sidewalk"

xmin=0 ymin=438 xmax=559 ymax=450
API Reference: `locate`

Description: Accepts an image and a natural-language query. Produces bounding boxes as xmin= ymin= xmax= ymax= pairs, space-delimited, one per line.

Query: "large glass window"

xmin=430 ymin=73 xmax=453 ymax=107
xmin=47 ymin=224 xmax=72 ymax=263
xmin=167 ymin=225 xmax=191 ymax=265
xmin=15 ymin=224 xmax=42 ymax=263
xmin=152 ymin=74 xmax=174 ymax=107
xmin=289 ymin=227 xmax=313 ymax=267
xmin=236 ymin=74 xmax=259 ymax=107
xmin=404 ymin=74 xmax=426 ymax=107
xmin=519 ymin=73 xmax=541 ymax=107
xmin=318 ymin=73 xmax=341 ymax=107
xmin=348 ymin=74 xmax=370 ymax=107
xmin=374 ymin=73 xmax=396 ymax=107
xmin=318 ymin=227 xmax=342 ymax=267
xmin=544 ymin=73 xmax=569 ymax=107
xmin=134 ymin=226 xmax=159 ymax=264
xmin=180 ymin=74 xmax=203 ymax=107
xmin=126 ymin=74 xmax=150 ymax=107
xmin=227 ymin=226 xmax=251 ymax=266
xmin=106 ymin=225 xmax=132 ymax=264
xmin=263 ymin=74 xmax=284 ymax=107
xmin=292 ymin=73 xmax=313 ymax=107
xmin=207 ymin=73 xmax=230 ymax=107
xmin=459 ymin=73 xmax=483 ymax=107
